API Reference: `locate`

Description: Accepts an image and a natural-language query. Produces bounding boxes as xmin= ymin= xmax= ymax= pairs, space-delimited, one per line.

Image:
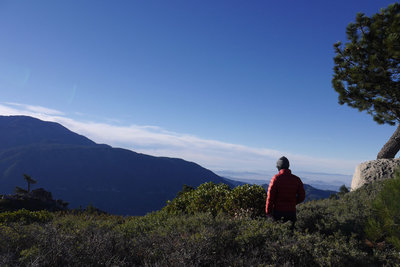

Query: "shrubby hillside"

xmin=0 ymin=175 xmax=399 ymax=266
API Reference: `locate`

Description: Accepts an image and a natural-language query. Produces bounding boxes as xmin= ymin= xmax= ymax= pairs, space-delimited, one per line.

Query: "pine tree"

xmin=332 ymin=3 xmax=400 ymax=159
xmin=339 ymin=184 xmax=349 ymax=194
xmin=23 ymin=174 xmax=37 ymax=193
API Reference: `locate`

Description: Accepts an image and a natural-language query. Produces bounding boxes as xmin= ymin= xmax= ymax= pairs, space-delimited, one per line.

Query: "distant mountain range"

xmin=0 ymin=116 xmax=337 ymax=215
xmin=217 ymin=170 xmax=351 ymax=191
xmin=222 ymin=177 xmax=337 ymax=201
xmin=0 ymin=116 xmax=230 ymax=215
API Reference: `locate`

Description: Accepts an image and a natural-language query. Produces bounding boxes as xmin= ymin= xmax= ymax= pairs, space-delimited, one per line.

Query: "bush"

xmin=224 ymin=184 xmax=267 ymax=218
xmin=365 ymin=171 xmax=400 ymax=251
xmin=1 ymin=179 xmax=399 ymax=265
xmin=163 ymin=182 xmax=267 ymax=218
xmin=0 ymin=209 xmax=53 ymax=224
xmin=296 ymin=180 xmax=382 ymax=237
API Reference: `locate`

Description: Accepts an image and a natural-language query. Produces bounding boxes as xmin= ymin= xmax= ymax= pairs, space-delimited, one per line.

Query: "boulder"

xmin=351 ymin=158 xmax=400 ymax=191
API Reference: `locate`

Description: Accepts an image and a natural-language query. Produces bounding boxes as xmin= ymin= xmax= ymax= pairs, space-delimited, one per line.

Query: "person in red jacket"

xmin=265 ymin=156 xmax=305 ymax=228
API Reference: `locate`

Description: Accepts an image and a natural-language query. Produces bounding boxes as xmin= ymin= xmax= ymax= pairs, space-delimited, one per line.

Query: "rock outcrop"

xmin=351 ymin=159 xmax=400 ymax=191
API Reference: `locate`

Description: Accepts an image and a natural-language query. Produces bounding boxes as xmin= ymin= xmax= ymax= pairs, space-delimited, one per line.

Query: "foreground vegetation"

xmin=0 ymin=177 xmax=399 ymax=266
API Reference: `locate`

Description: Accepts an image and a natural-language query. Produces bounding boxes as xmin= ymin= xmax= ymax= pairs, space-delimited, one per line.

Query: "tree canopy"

xmin=332 ymin=3 xmax=400 ymax=158
xmin=23 ymin=174 xmax=37 ymax=193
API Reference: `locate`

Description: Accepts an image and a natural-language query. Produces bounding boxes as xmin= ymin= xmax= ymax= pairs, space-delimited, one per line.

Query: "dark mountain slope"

xmin=0 ymin=116 xmax=229 ymax=215
xmin=0 ymin=115 xmax=96 ymax=150
xmin=303 ymin=184 xmax=337 ymax=201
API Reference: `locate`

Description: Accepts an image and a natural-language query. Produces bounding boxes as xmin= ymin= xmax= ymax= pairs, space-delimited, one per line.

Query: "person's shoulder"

xmin=291 ymin=173 xmax=303 ymax=183
xmin=270 ymin=173 xmax=280 ymax=183
xmin=290 ymin=173 xmax=300 ymax=178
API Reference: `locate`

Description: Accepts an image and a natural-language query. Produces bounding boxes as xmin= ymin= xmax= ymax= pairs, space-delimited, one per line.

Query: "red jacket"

xmin=265 ymin=169 xmax=305 ymax=215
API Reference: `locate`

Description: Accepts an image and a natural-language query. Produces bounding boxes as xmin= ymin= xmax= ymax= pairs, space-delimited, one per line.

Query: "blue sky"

xmin=0 ymin=0 xmax=398 ymax=182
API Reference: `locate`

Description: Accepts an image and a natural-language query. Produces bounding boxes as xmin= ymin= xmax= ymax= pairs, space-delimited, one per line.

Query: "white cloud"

xmin=0 ymin=103 xmax=360 ymax=179
xmin=4 ymin=102 xmax=64 ymax=115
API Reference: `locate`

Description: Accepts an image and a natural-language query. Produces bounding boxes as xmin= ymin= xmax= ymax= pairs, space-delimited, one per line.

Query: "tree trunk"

xmin=377 ymin=124 xmax=400 ymax=159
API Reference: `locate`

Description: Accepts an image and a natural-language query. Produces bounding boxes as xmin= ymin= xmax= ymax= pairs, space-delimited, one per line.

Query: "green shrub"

xmin=164 ymin=182 xmax=266 ymax=217
xmin=365 ymin=171 xmax=400 ymax=251
xmin=224 ymin=184 xmax=267 ymax=218
xmin=164 ymin=182 xmax=230 ymax=215
xmin=296 ymin=180 xmax=382 ymax=237
xmin=0 ymin=209 xmax=53 ymax=224
xmin=1 ymin=179 xmax=400 ymax=266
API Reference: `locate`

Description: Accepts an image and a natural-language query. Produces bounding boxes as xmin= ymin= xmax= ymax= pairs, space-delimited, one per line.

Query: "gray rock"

xmin=351 ymin=159 xmax=400 ymax=191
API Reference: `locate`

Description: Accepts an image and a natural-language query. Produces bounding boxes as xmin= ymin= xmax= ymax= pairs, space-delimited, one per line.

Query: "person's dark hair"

xmin=276 ymin=156 xmax=289 ymax=170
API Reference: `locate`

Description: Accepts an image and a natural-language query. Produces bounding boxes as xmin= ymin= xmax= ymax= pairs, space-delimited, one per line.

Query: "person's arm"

xmin=265 ymin=176 xmax=277 ymax=215
xmin=296 ymin=178 xmax=306 ymax=204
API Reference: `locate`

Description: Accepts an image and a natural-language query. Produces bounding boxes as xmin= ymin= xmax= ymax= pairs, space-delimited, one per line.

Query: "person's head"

xmin=276 ymin=156 xmax=289 ymax=171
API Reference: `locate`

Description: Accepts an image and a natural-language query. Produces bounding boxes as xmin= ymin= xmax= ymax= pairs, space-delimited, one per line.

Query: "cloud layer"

xmin=0 ymin=103 xmax=360 ymax=177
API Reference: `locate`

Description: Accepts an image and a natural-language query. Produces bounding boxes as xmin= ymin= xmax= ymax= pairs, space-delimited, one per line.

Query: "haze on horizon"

xmin=0 ymin=1 xmax=397 ymax=184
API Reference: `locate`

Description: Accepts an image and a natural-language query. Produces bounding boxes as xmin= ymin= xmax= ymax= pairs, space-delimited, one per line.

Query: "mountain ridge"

xmin=0 ymin=115 xmax=338 ymax=215
xmin=0 ymin=116 xmax=96 ymax=150
xmin=0 ymin=115 xmax=230 ymax=215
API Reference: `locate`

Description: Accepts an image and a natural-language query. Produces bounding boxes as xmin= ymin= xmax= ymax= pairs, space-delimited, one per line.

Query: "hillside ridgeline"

xmin=0 ymin=115 xmax=230 ymax=215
